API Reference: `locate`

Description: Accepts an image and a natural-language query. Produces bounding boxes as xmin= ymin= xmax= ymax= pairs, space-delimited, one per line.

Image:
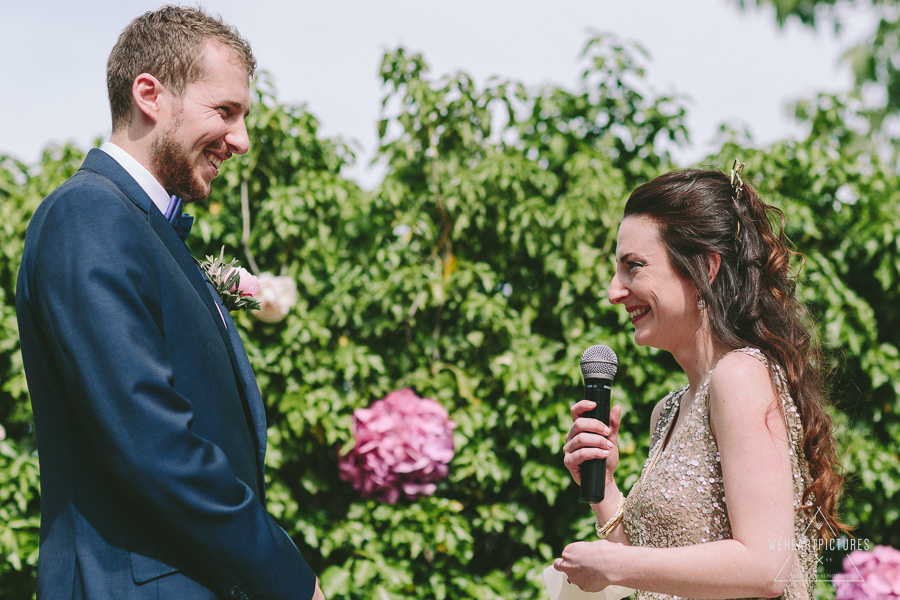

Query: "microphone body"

xmin=580 ymin=375 xmax=612 ymax=503
xmin=579 ymin=345 xmax=618 ymax=504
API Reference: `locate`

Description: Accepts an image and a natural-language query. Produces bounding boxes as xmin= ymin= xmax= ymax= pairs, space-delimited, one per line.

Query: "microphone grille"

xmin=580 ymin=344 xmax=618 ymax=379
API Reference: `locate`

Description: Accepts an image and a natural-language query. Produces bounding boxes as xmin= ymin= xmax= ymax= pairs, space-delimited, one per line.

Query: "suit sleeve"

xmin=29 ymin=185 xmax=316 ymax=600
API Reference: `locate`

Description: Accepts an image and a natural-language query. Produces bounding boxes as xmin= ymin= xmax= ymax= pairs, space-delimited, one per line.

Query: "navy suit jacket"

xmin=16 ymin=149 xmax=316 ymax=599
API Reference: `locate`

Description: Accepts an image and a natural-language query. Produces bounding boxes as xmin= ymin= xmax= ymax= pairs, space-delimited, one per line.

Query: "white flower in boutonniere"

xmin=199 ymin=247 xmax=262 ymax=312
xmin=253 ymin=272 xmax=299 ymax=323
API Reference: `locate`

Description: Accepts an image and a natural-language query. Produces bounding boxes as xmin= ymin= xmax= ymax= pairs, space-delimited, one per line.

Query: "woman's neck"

xmin=672 ymin=328 xmax=735 ymax=393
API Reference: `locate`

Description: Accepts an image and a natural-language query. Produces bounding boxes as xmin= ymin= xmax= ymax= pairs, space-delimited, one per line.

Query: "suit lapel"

xmin=163 ymin=228 xmax=269 ymax=484
xmin=79 ymin=149 xmax=268 ymax=474
xmin=199 ymin=278 xmax=268 ymax=468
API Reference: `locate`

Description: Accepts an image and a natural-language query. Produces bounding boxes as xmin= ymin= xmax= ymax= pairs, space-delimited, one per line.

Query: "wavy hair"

xmin=624 ymin=168 xmax=846 ymax=539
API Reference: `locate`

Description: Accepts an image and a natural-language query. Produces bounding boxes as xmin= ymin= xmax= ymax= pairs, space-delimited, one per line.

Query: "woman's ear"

xmin=706 ymin=252 xmax=721 ymax=285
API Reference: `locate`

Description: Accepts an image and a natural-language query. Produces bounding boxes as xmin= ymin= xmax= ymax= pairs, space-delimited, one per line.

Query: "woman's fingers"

xmin=564 ymin=445 xmax=610 ymax=468
xmin=569 ymin=399 xmax=596 ymax=421
xmin=564 ymin=430 xmax=614 ymax=454
xmin=565 ymin=416 xmax=610 ymax=442
xmin=563 ymin=448 xmax=608 ymax=485
xmin=565 ymin=401 xmax=622 ymax=484
xmin=568 ymin=402 xmax=618 ymax=433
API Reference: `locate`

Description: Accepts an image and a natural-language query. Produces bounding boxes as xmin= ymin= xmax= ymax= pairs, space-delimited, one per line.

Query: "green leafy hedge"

xmin=1 ymin=36 xmax=898 ymax=599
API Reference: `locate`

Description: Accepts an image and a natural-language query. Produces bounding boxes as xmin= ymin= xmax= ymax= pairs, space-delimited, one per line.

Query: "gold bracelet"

xmin=595 ymin=494 xmax=626 ymax=539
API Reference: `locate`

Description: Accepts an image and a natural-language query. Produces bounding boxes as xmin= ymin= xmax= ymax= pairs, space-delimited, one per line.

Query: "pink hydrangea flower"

xmin=338 ymin=388 xmax=456 ymax=504
xmin=834 ymin=545 xmax=900 ymax=599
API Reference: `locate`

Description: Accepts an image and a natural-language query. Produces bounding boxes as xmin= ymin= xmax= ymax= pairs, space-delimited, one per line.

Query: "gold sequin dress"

xmin=622 ymin=348 xmax=817 ymax=600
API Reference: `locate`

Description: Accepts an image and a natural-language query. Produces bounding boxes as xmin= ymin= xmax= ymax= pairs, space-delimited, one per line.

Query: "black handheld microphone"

xmin=578 ymin=344 xmax=618 ymax=504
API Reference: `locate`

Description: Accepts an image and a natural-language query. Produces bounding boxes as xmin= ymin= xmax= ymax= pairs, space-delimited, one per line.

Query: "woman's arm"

xmin=557 ymin=537 xmax=787 ymax=598
xmin=556 ymin=353 xmax=796 ymax=598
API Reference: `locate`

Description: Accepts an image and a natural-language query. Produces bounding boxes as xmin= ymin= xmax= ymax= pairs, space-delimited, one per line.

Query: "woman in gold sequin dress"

xmin=554 ymin=166 xmax=846 ymax=599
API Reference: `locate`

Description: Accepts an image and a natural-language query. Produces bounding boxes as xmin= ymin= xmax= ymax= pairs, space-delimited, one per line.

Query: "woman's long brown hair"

xmin=624 ymin=168 xmax=847 ymax=540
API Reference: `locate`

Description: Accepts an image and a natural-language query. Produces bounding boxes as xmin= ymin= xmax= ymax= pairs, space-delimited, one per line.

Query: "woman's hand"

xmin=553 ymin=539 xmax=618 ymax=592
xmin=563 ymin=401 xmax=622 ymax=486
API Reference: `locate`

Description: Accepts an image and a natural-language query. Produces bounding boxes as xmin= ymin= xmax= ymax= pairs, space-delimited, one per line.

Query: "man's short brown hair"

xmin=106 ymin=5 xmax=256 ymax=131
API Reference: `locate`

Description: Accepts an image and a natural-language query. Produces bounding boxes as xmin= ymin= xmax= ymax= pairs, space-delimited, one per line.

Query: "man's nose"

xmin=226 ymin=118 xmax=250 ymax=156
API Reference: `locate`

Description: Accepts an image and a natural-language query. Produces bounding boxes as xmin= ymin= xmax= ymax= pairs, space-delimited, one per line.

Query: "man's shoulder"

xmin=37 ymin=161 xmax=139 ymax=222
xmin=40 ymin=148 xmax=136 ymax=207
xmin=25 ymin=165 xmax=149 ymax=266
xmin=47 ymin=161 xmax=126 ymax=201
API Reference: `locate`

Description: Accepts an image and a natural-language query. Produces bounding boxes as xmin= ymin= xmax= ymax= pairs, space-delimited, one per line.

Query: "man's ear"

xmin=706 ymin=252 xmax=721 ymax=285
xmin=132 ymin=73 xmax=167 ymax=124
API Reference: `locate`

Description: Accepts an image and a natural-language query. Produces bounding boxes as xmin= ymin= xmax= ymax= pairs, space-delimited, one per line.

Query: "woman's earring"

xmin=698 ymin=298 xmax=706 ymax=310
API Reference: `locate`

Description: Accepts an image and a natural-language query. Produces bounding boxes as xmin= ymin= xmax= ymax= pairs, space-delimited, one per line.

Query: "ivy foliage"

xmin=1 ymin=34 xmax=898 ymax=599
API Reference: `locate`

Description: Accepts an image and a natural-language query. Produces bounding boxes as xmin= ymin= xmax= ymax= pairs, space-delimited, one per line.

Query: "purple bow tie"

xmin=164 ymin=195 xmax=194 ymax=241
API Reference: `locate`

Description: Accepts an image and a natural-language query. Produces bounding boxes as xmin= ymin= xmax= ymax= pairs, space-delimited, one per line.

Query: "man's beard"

xmin=149 ymin=117 xmax=210 ymax=202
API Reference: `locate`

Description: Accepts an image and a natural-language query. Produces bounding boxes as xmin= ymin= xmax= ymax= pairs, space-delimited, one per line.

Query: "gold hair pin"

xmin=730 ymin=159 xmax=746 ymax=238
xmin=730 ymin=159 xmax=746 ymax=200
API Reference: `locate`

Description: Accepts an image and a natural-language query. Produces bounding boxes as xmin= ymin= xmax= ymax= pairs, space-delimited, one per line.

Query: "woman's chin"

xmin=632 ymin=335 xmax=650 ymax=347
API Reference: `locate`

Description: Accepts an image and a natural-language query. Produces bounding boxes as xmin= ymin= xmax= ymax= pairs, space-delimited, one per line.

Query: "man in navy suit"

xmin=16 ymin=6 xmax=324 ymax=599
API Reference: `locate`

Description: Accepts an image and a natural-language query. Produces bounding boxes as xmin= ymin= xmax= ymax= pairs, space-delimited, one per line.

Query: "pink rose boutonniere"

xmin=199 ymin=247 xmax=261 ymax=312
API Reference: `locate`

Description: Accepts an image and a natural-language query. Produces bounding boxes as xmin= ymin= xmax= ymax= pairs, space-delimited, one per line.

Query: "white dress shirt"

xmin=100 ymin=142 xmax=171 ymax=215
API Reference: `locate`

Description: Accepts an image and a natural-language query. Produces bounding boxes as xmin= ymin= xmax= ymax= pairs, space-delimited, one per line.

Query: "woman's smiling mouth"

xmin=628 ymin=306 xmax=650 ymax=323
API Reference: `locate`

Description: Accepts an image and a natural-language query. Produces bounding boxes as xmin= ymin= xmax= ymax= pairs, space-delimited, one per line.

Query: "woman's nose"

xmin=608 ymin=271 xmax=627 ymax=305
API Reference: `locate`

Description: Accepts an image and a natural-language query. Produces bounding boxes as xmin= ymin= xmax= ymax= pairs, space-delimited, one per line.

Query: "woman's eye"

xmin=627 ymin=261 xmax=644 ymax=271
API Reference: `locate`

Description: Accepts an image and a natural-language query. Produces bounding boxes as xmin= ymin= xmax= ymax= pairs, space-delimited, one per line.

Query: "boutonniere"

xmin=199 ymin=247 xmax=262 ymax=312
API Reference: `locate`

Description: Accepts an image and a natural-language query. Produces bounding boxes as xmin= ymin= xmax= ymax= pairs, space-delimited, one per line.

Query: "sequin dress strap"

xmin=698 ymin=347 xmax=776 ymax=404
xmin=650 ymin=386 xmax=687 ymax=449
xmin=714 ymin=346 xmax=769 ymax=372
xmin=708 ymin=348 xmax=793 ymax=415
